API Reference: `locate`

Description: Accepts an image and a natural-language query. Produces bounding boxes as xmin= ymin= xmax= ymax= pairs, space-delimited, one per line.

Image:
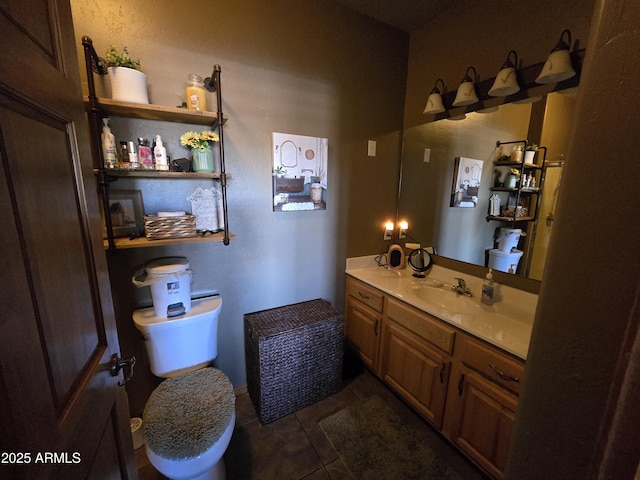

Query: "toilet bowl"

xmin=134 ymin=295 xmax=235 ymax=480
xmin=144 ymin=368 xmax=235 ymax=480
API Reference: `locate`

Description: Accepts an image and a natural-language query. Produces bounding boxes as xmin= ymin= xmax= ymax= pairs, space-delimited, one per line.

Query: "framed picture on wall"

xmin=103 ymin=189 xmax=145 ymax=238
xmin=272 ymin=132 xmax=328 ymax=212
xmin=450 ymin=157 xmax=484 ymax=208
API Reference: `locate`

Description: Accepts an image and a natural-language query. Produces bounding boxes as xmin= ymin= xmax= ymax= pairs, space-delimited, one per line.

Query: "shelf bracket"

xmin=203 ymin=66 xmax=220 ymax=93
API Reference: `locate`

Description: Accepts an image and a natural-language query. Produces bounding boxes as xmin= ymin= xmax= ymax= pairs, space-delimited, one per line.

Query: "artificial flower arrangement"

xmin=180 ymin=130 xmax=219 ymax=151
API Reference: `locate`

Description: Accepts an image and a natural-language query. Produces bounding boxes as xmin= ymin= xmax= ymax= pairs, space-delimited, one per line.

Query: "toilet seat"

xmin=144 ymin=368 xmax=235 ymax=460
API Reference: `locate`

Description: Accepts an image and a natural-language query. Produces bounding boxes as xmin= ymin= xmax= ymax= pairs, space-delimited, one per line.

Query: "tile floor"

xmin=137 ymin=364 xmax=488 ymax=480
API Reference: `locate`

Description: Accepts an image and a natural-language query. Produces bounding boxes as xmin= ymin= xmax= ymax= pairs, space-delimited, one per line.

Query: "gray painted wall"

xmin=70 ymin=0 xmax=408 ymax=415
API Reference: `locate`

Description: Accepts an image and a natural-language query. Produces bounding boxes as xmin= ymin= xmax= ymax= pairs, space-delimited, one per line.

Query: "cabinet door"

xmin=449 ymin=368 xmax=517 ymax=479
xmin=380 ymin=321 xmax=451 ymax=429
xmin=345 ymin=298 xmax=382 ymax=371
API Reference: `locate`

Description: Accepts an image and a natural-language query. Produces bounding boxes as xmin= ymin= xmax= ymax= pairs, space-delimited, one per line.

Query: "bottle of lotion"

xmin=101 ymin=118 xmax=117 ymax=168
xmin=154 ymin=135 xmax=169 ymax=171
xmin=481 ymin=268 xmax=495 ymax=305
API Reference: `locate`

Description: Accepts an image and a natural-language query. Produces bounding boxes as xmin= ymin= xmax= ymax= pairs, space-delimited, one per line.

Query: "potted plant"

xmin=273 ymin=165 xmax=287 ymax=177
xmin=506 ymin=168 xmax=521 ymax=188
xmin=524 ymin=144 xmax=538 ymax=165
xmin=101 ymin=46 xmax=149 ymax=104
xmin=180 ymin=130 xmax=220 ymax=172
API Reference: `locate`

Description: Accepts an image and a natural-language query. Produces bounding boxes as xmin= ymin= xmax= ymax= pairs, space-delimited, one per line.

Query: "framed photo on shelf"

xmin=103 ymin=189 xmax=144 ymax=238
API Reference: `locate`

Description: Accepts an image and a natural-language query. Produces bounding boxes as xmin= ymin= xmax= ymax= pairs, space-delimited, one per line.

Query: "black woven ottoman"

xmin=244 ymin=299 xmax=344 ymax=424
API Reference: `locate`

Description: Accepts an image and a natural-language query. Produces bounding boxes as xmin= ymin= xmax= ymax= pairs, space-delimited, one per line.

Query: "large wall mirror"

xmin=397 ymin=87 xmax=578 ymax=289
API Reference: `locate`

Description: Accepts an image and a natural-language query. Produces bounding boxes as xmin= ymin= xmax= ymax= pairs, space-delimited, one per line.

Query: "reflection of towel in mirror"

xmin=282 ymin=202 xmax=315 ymax=211
xmin=459 ymin=201 xmax=475 ymax=207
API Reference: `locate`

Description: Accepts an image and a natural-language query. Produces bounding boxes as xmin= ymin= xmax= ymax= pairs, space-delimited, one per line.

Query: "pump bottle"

xmin=154 ymin=135 xmax=169 ymax=171
xmin=481 ymin=268 xmax=495 ymax=306
xmin=101 ymin=118 xmax=117 ymax=168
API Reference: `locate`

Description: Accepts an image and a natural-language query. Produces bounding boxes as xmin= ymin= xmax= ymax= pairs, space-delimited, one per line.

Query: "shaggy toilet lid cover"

xmin=143 ymin=368 xmax=235 ymax=460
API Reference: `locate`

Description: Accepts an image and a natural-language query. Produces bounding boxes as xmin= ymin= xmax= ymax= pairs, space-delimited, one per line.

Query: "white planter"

xmin=108 ymin=67 xmax=149 ymax=104
xmin=524 ymin=150 xmax=536 ymax=165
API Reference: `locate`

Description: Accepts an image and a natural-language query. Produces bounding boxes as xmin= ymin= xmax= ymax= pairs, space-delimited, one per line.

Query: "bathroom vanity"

xmin=345 ymin=256 xmax=536 ymax=479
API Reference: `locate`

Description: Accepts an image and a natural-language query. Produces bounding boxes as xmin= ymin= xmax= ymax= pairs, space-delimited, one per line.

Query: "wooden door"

xmin=345 ymin=299 xmax=381 ymax=371
xmin=449 ymin=369 xmax=517 ymax=479
xmin=0 ymin=1 xmax=136 ymax=479
xmin=379 ymin=321 xmax=450 ymax=429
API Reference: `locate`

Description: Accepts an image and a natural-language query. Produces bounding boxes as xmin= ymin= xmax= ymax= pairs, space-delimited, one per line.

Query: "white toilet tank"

xmin=133 ymin=295 xmax=222 ymax=378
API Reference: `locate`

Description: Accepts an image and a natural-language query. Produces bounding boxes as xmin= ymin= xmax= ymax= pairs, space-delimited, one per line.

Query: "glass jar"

xmin=510 ymin=145 xmax=523 ymax=163
xmin=185 ymin=74 xmax=207 ymax=111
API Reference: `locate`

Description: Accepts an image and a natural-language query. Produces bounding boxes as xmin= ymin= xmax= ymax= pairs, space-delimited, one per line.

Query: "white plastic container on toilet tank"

xmin=497 ymin=228 xmax=522 ymax=252
xmin=132 ymin=257 xmax=192 ymax=317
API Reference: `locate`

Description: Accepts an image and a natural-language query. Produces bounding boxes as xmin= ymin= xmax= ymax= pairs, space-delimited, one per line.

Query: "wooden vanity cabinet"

xmin=344 ymin=275 xmax=526 ymax=479
xmin=344 ymin=277 xmax=384 ymax=371
xmin=379 ymin=299 xmax=455 ymax=428
xmin=444 ymin=336 xmax=525 ymax=479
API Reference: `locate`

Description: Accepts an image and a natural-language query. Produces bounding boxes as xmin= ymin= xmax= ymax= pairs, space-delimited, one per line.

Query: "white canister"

xmin=130 ymin=418 xmax=144 ymax=450
xmin=132 ymin=257 xmax=192 ymax=317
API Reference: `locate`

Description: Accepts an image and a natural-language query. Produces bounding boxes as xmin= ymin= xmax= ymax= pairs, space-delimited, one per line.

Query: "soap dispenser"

xmin=481 ymin=269 xmax=495 ymax=306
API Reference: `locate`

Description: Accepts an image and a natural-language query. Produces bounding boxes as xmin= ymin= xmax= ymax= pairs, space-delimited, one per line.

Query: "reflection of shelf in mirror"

xmin=84 ymin=97 xmax=227 ymax=125
xmin=487 ymin=215 xmax=535 ymax=222
xmin=490 ymin=187 xmax=539 ymax=193
xmin=103 ymin=231 xmax=236 ymax=250
xmin=494 ymin=161 xmax=542 ymax=169
xmin=95 ymin=169 xmax=230 ymax=180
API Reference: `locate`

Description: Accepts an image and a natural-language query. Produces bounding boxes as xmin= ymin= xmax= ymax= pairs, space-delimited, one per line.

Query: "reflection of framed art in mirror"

xmin=450 ymin=157 xmax=484 ymax=208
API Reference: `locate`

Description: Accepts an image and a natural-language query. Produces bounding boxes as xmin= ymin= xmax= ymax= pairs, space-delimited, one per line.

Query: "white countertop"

xmin=346 ymin=256 xmax=537 ymax=360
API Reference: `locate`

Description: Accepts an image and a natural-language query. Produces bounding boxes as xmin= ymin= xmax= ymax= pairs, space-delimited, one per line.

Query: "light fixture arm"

xmin=502 ymin=50 xmax=518 ymax=69
xmin=462 ymin=66 xmax=478 ymax=83
xmin=553 ymin=29 xmax=572 ymax=52
xmin=431 ymin=78 xmax=446 ymax=94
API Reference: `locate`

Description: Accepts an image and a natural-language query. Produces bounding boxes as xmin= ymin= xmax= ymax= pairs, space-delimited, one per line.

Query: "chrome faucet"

xmin=452 ymin=278 xmax=473 ymax=297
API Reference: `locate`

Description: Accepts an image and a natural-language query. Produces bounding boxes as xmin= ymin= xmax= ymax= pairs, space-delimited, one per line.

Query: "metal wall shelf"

xmin=82 ymin=36 xmax=232 ymax=249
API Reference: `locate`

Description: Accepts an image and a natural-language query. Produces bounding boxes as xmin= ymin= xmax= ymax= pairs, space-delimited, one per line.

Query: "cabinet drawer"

xmin=347 ymin=277 xmax=384 ymax=313
xmin=461 ymin=336 xmax=524 ymax=395
xmin=386 ymin=298 xmax=455 ymax=354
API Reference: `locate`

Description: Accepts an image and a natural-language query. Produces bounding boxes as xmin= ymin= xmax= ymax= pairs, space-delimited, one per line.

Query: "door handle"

xmin=110 ymin=354 xmax=136 ymax=386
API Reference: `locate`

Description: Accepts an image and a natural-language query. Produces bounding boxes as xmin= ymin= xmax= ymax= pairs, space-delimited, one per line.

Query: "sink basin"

xmin=409 ymin=285 xmax=483 ymax=315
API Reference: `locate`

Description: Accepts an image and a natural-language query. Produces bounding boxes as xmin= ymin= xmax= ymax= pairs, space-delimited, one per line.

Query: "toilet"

xmin=133 ymin=295 xmax=235 ymax=480
xmin=488 ymin=248 xmax=524 ymax=273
